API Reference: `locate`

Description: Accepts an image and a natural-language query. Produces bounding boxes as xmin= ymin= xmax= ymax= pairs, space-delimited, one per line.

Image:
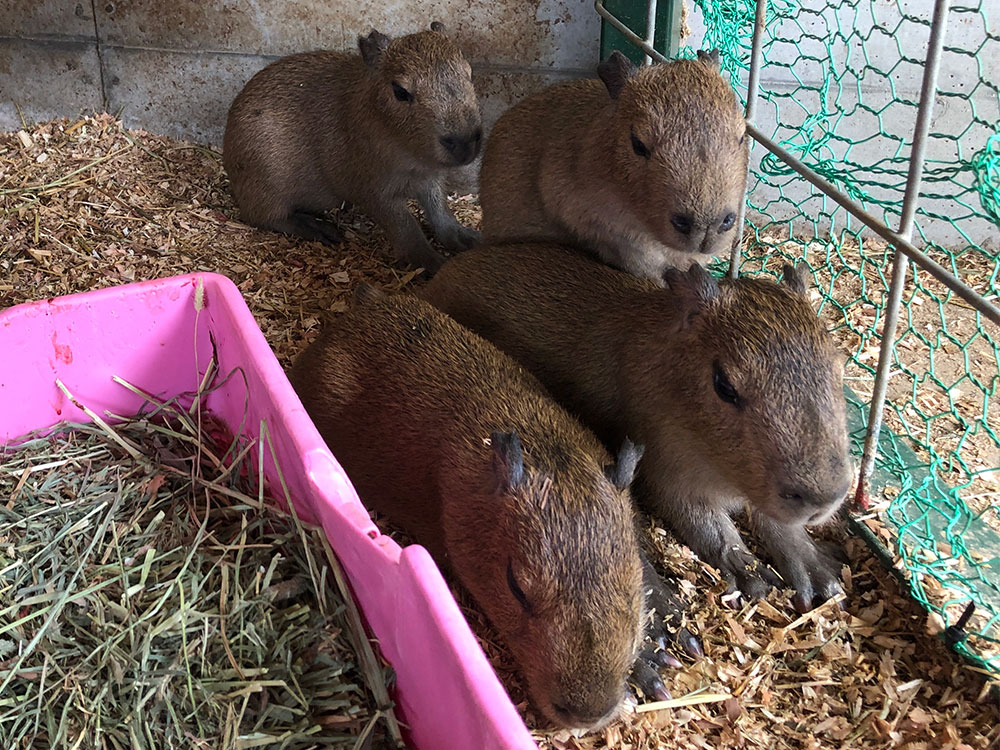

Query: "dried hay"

xmin=0 ymin=363 xmax=402 ymax=748
xmin=2 ymin=115 xmax=1000 ymax=749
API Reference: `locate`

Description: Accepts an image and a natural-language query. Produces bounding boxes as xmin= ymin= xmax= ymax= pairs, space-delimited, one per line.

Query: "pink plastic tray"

xmin=0 ymin=273 xmax=538 ymax=750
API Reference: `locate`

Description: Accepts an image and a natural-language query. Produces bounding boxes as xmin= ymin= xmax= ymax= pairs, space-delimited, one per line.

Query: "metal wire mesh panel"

xmin=598 ymin=0 xmax=1000 ymax=675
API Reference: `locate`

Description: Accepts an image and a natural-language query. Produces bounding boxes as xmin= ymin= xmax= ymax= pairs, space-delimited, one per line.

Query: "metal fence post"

xmin=643 ymin=0 xmax=658 ymax=65
xmin=597 ymin=0 xmax=683 ymax=63
xmin=731 ymin=0 xmax=769 ymax=279
xmin=855 ymin=0 xmax=953 ymax=507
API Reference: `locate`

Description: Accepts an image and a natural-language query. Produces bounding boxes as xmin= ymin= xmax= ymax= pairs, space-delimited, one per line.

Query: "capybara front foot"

xmin=630 ymin=651 xmax=672 ymax=702
xmin=777 ymin=539 xmax=846 ymax=614
xmin=397 ymin=241 xmax=446 ymax=277
xmin=755 ymin=517 xmax=848 ymax=613
xmin=630 ymin=626 xmax=702 ymax=702
xmin=717 ymin=546 xmax=783 ymax=605
xmin=629 ymin=555 xmax=701 ymax=701
xmin=437 ymin=223 xmax=481 ymax=254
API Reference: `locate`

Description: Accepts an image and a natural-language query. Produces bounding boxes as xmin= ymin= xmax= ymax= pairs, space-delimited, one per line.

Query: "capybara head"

xmin=444 ymin=432 xmax=646 ymax=730
xmin=359 ymin=23 xmax=482 ymax=167
xmin=597 ymin=50 xmax=748 ymax=258
xmin=657 ymin=264 xmax=851 ymax=525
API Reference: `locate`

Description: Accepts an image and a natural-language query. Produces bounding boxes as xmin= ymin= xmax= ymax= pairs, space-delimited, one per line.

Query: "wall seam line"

xmin=89 ymin=0 xmax=109 ymax=111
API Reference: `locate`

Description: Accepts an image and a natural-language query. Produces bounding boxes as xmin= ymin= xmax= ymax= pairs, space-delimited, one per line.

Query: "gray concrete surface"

xmin=1 ymin=0 xmax=600 ymax=144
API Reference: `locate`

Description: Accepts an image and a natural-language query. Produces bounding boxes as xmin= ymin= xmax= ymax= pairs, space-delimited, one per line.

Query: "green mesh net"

xmin=604 ymin=0 xmax=1000 ymax=675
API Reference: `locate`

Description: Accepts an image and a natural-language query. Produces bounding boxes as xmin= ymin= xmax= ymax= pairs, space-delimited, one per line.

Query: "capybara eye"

xmin=712 ymin=361 xmax=739 ymax=406
xmin=720 ymin=212 xmax=736 ymax=231
xmin=507 ymin=559 xmax=532 ymax=613
xmin=670 ymin=214 xmax=693 ymax=236
xmin=630 ymin=132 xmax=651 ymax=159
xmin=392 ymin=81 xmax=413 ymax=103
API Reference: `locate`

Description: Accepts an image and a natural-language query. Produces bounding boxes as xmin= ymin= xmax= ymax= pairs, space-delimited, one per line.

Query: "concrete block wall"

xmin=1 ymin=0 xmax=603 ymax=145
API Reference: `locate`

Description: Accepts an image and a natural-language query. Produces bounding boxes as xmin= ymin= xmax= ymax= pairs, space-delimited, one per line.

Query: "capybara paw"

xmin=438 ymin=224 xmax=481 ymax=253
xmin=629 ymin=625 xmax=702 ymax=702
xmin=783 ymin=544 xmax=846 ymax=614
xmin=719 ymin=547 xmax=782 ymax=605
xmin=630 ymin=649 xmax=672 ymax=702
xmin=280 ymin=212 xmax=344 ymax=245
xmin=641 ymin=560 xmax=701 ymax=659
xmin=397 ymin=243 xmax=445 ymax=277
xmin=644 ymin=613 xmax=702 ymax=661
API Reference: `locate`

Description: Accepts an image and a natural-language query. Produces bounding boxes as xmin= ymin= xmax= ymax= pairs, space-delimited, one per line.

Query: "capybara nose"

xmin=440 ymin=129 xmax=481 ymax=165
xmin=551 ymin=695 xmax=620 ymax=728
xmin=780 ymin=474 xmax=850 ymax=515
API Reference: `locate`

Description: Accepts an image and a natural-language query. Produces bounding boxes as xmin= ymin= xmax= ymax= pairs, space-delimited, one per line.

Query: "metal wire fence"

xmin=597 ymin=0 xmax=1000 ymax=676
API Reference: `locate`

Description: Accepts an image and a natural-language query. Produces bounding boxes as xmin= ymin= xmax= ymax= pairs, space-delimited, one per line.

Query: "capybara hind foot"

xmin=271 ymin=211 xmax=344 ymax=245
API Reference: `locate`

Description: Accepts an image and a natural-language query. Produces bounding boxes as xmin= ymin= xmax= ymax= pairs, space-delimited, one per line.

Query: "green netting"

xmin=606 ymin=0 xmax=1000 ymax=675
xmin=974 ymin=133 xmax=1000 ymax=223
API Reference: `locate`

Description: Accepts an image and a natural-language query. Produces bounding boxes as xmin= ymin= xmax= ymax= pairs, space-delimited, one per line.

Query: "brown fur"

xmin=288 ymin=289 xmax=645 ymax=729
xmin=223 ymin=25 xmax=482 ymax=274
xmin=478 ymin=51 xmax=748 ymax=281
xmin=422 ymin=245 xmax=853 ymax=612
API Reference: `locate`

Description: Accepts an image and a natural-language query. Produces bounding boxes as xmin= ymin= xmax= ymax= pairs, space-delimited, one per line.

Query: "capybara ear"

xmin=491 ymin=431 xmax=525 ymax=492
xmin=354 ymin=283 xmax=385 ymax=305
xmin=597 ymin=50 xmax=638 ymax=100
xmin=430 ymin=21 xmax=448 ymax=34
xmin=662 ymin=263 xmax=720 ymax=328
xmin=782 ymin=263 xmax=811 ymax=296
xmin=697 ymin=48 xmax=721 ymax=71
xmin=606 ymin=438 xmax=644 ymax=490
xmin=358 ymin=29 xmax=391 ymax=67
